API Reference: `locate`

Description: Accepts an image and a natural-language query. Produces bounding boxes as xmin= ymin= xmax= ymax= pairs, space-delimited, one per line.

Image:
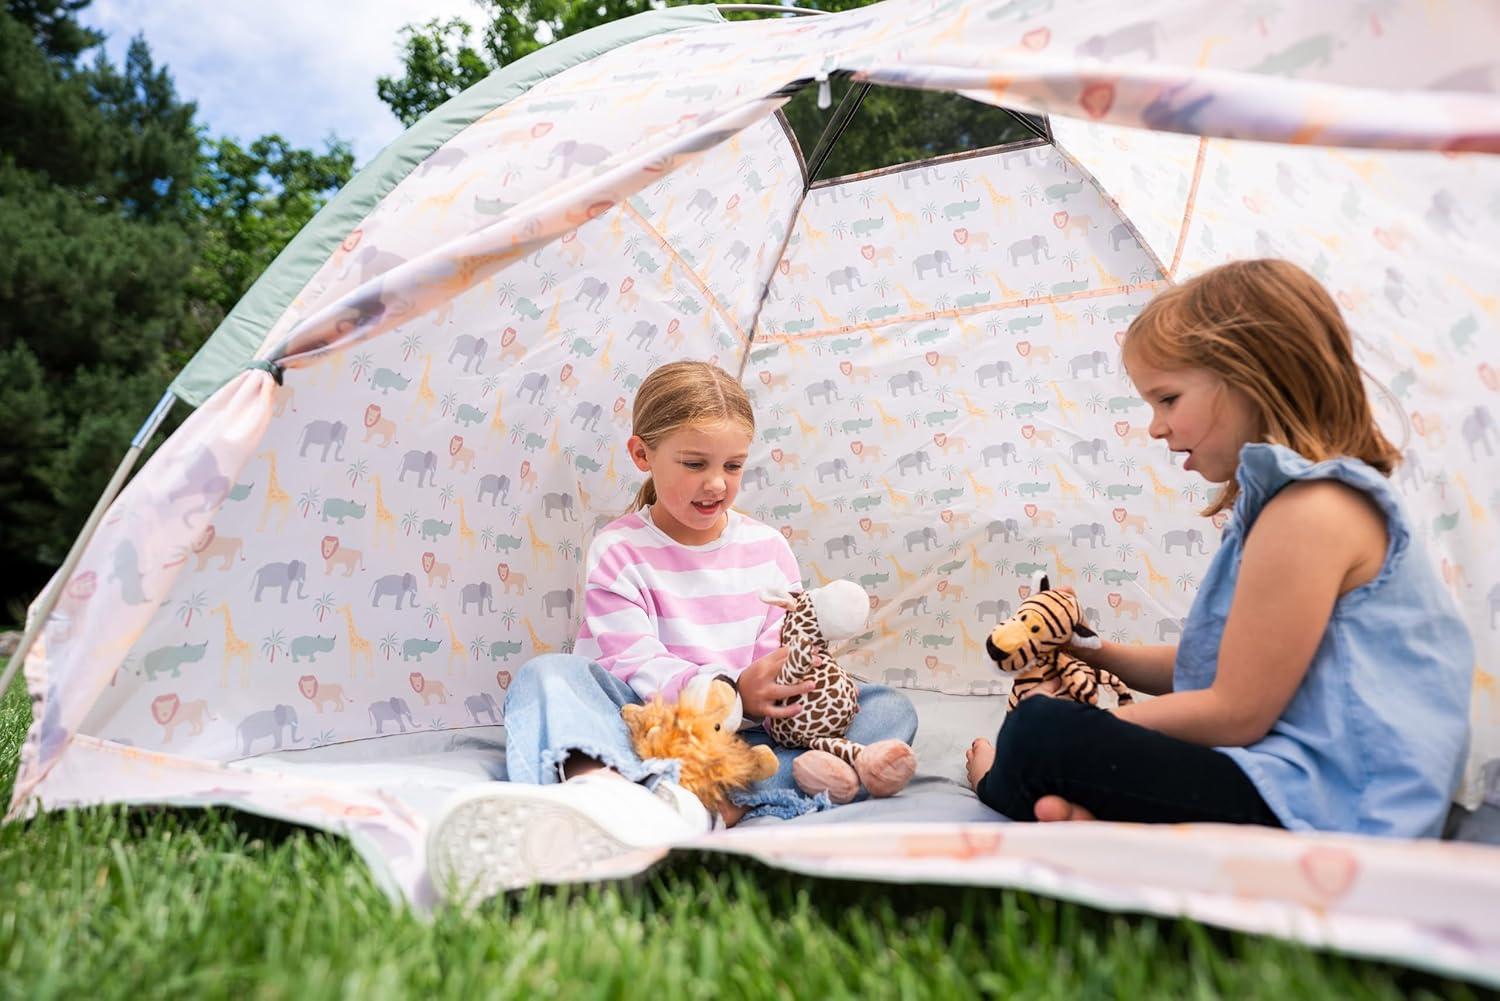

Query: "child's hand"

xmin=739 ymin=646 xmax=816 ymax=720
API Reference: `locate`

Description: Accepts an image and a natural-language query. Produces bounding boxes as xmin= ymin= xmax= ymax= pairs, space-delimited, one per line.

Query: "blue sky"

xmin=81 ymin=1 xmax=483 ymax=166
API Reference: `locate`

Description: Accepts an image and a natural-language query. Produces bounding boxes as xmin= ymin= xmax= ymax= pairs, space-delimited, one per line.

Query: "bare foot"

xmin=1034 ymin=795 xmax=1096 ymax=822
xmin=561 ymin=754 xmax=628 ymax=782
xmin=965 ymin=738 xmax=996 ymax=791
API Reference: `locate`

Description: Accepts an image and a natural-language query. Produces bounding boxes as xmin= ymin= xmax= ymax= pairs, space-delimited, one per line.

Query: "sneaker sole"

xmin=427 ymin=787 xmax=642 ymax=906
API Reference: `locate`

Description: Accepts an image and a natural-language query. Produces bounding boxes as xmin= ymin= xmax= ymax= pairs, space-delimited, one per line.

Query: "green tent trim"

xmin=169 ymin=4 xmax=725 ymax=407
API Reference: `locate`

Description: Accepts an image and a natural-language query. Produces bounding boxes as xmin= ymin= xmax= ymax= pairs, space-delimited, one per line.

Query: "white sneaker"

xmin=650 ymin=777 xmax=716 ymax=830
xmin=426 ymin=775 xmax=709 ymax=906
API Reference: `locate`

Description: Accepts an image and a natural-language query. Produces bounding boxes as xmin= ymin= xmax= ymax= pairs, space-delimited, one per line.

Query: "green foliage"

xmin=0 ymin=1 xmax=350 ymax=623
xmin=187 ymin=135 xmax=354 ymax=342
xmin=376 ymin=17 xmax=494 ymax=128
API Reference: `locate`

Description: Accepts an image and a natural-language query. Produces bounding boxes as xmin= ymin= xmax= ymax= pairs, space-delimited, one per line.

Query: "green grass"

xmin=0 ymin=667 xmax=1484 ymax=1000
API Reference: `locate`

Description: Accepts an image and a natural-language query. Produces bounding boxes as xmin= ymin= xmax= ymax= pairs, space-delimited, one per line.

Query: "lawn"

xmin=0 ymin=667 xmax=1482 ymax=1000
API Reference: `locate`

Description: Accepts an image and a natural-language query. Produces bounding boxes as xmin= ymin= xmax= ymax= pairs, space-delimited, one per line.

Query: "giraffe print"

xmin=765 ymin=591 xmax=864 ymax=766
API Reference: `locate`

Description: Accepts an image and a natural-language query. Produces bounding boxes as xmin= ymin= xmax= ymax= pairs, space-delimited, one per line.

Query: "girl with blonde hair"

xmin=967 ymin=259 xmax=1472 ymax=834
xmin=430 ymin=360 xmax=916 ymax=903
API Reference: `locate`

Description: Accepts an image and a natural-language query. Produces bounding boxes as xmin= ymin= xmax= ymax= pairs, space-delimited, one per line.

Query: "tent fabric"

xmin=9 ymin=0 xmax=1500 ymax=984
xmin=168 ymin=5 xmax=727 ymax=407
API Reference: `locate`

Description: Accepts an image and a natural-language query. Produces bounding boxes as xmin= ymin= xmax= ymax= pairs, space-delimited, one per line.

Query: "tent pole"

xmin=0 ymin=389 xmax=177 ymax=700
xmin=715 ymin=4 xmax=828 ymax=14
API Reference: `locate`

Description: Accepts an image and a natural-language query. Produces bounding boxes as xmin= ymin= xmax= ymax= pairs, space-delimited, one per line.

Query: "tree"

xmin=0 ymin=1 xmax=351 ymax=622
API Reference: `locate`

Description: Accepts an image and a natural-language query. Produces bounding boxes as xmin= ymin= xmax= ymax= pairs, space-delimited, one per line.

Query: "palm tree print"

xmin=440 ymin=392 xmax=457 ymax=417
xmin=315 ymin=592 xmax=335 ymax=622
xmin=538 ymin=271 xmax=559 ymax=294
xmin=1116 ymin=543 xmax=1136 ymax=561
xmin=496 ymin=281 xmax=517 ymax=306
xmin=481 ymin=376 xmax=499 ymax=396
xmin=964 ymin=265 xmax=982 ymax=285
xmin=298 ymin=488 xmax=321 ymax=518
xmin=1083 ymin=563 xmax=1099 ymax=582
xmin=1176 ymin=572 xmax=1197 ymax=592
xmin=500 ymin=608 xmax=518 ymax=631
xmin=176 ymin=591 xmax=207 ymax=629
xmin=439 ymin=484 xmax=455 ymax=509
xmin=481 ymin=527 xmax=495 ymax=551
xmin=351 ymin=352 xmax=373 ymax=383
xmin=401 ymin=509 xmax=419 ymax=536
xmin=346 ymin=459 xmax=367 ymax=487
xmin=262 ymin=629 xmax=287 ymax=663
xmin=401 ymin=333 xmax=423 ymax=362
xmin=1063 ymin=250 xmax=1081 ymax=271
xmin=951 ymin=168 xmax=971 ymax=192
xmin=379 ymin=632 xmax=399 ymax=660
xmin=469 ymin=636 xmax=486 ymax=661
xmin=423 ymin=603 xmax=440 ymax=629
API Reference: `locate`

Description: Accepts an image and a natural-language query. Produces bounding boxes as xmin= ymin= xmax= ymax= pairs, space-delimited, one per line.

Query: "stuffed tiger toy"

xmin=984 ymin=576 xmax=1134 ymax=709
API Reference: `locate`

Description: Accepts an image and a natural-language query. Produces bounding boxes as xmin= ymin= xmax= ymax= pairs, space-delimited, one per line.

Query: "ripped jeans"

xmin=502 ymin=654 xmax=919 ymax=821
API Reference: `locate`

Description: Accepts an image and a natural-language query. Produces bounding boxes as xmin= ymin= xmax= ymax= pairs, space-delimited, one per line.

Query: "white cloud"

xmin=81 ymin=0 xmax=482 ymax=166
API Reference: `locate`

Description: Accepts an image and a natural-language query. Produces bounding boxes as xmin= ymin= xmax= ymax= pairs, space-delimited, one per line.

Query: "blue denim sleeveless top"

xmin=1174 ymin=443 xmax=1472 ymax=837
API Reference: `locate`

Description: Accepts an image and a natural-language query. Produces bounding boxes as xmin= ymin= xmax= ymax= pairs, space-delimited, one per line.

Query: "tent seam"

xmin=619 ymin=202 xmax=747 ymax=346
xmin=1169 ymin=138 xmax=1211 ymax=279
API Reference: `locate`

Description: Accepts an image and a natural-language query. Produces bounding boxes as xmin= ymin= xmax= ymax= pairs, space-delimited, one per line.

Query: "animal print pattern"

xmin=765 ymin=591 xmax=864 ymax=765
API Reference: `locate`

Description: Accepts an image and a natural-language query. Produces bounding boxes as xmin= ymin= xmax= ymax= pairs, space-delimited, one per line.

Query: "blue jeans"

xmin=502 ymin=653 xmax=919 ymax=820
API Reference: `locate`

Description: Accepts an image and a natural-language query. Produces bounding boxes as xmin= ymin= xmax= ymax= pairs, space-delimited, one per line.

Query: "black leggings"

xmin=975 ymin=696 xmax=1284 ymax=826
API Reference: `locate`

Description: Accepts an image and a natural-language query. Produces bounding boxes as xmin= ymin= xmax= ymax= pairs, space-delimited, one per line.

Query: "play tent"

xmin=7 ymin=0 xmax=1500 ymax=984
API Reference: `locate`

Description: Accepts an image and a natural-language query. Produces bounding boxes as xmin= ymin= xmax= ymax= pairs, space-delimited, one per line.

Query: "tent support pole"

xmin=715 ymin=4 xmax=827 ymax=14
xmin=804 ymin=80 xmax=872 ymax=185
xmin=0 ymin=389 xmax=177 ymax=701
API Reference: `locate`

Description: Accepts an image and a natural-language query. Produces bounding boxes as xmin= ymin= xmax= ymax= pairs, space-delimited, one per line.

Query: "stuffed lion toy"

xmin=622 ymin=676 xmax=779 ymax=814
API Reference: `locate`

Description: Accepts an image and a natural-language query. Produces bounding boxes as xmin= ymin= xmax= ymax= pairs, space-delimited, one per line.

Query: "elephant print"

xmin=237 ymin=704 xmax=302 ymax=755
xmin=252 ymin=561 xmax=308 ymax=603
xmin=369 ymin=697 xmax=417 ymax=734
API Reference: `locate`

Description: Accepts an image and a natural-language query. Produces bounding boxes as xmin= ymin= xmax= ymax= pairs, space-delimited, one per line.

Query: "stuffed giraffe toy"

xmin=761 ymin=580 xmax=917 ymax=803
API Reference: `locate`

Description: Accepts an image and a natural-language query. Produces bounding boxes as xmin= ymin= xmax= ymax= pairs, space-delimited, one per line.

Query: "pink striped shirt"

xmin=573 ymin=507 xmax=802 ymax=703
